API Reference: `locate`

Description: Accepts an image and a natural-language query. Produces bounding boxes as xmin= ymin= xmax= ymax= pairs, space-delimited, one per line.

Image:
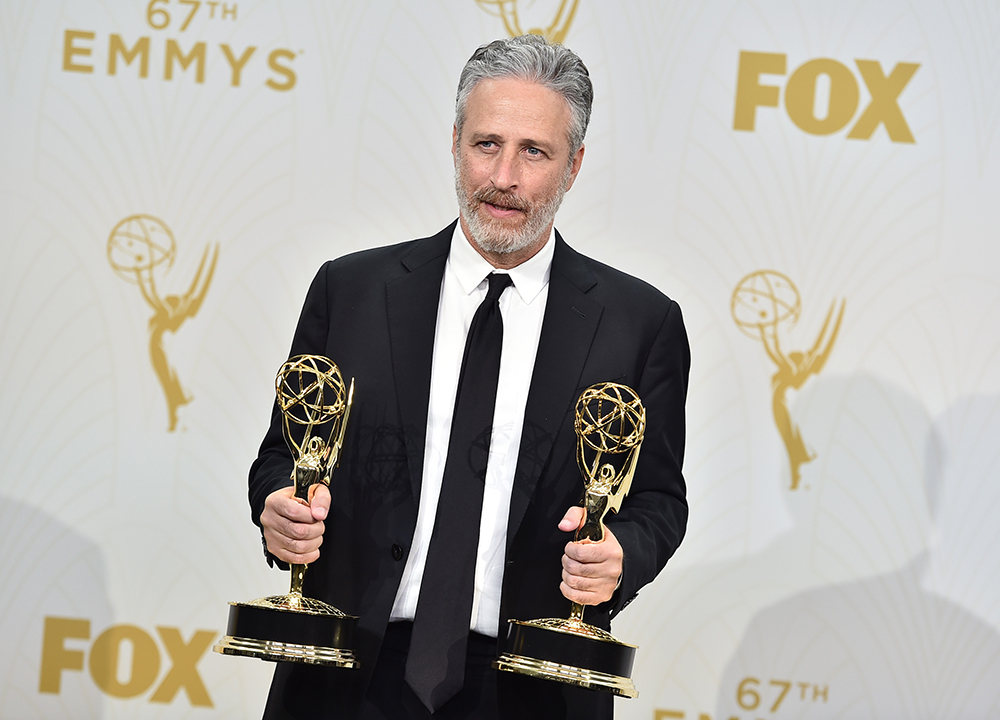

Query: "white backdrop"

xmin=2 ymin=1 xmax=999 ymax=718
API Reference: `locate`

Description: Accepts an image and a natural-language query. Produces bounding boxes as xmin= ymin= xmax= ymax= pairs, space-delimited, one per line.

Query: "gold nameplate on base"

xmin=495 ymin=382 xmax=645 ymax=698
xmin=215 ymin=355 xmax=360 ymax=668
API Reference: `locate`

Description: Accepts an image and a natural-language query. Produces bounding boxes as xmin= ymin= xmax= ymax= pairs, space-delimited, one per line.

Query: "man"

xmin=249 ymin=34 xmax=689 ymax=719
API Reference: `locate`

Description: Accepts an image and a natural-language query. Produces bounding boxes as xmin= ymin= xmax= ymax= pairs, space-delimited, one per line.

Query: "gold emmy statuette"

xmin=494 ymin=382 xmax=645 ymax=698
xmin=214 ymin=355 xmax=360 ymax=668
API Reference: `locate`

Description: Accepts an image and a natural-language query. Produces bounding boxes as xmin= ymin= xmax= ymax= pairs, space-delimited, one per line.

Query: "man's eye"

xmin=479 ymin=141 xmax=495 ymax=149
xmin=526 ymin=147 xmax=541 ymax=156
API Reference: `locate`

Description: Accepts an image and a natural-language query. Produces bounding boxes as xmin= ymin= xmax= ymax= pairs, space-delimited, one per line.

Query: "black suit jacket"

xmin=249 ymin=222 xmax=689 ymax=718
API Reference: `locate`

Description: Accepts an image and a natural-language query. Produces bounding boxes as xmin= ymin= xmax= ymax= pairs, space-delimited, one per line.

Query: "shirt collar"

xmin=448 ymin=222 xmax=554 ymax=305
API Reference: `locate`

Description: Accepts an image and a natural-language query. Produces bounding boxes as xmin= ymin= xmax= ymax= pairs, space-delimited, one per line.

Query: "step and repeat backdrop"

xmin=2 ymin=0 xmax=999 ymax=718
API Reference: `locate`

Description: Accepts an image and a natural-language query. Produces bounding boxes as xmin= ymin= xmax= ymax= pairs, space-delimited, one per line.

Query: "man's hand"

xmin=557 ymin=506 xmax=623 ymax=606
xmin=260 ymin=484 xmax=331 ymax=564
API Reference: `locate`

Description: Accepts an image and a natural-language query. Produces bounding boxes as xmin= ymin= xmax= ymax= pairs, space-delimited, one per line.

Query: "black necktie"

xmin=404 ymin=272 xmax=513 ymax=712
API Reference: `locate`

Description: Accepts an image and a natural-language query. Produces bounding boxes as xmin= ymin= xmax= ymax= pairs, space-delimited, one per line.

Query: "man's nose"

xmin=490 ymin=149 xmax=520 ymax=190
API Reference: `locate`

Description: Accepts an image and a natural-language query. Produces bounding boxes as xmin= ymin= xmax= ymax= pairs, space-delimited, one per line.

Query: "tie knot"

xmin=486 ymin=272 xmax=513 ymax=302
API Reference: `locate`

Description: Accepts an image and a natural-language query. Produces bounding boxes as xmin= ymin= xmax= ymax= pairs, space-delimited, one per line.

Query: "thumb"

xmin=558 ymin=505 xmax=584 ymax=533
xmin=308 ymin=483 xmax=331 ymax=521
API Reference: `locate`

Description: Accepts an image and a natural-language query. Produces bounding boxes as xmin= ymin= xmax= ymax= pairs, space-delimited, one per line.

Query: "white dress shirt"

xmin=389 ymin=225 xmax=553 ymax=637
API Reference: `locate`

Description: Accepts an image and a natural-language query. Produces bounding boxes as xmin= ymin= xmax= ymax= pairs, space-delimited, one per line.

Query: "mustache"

xmin=473 ymin=186 xmax=530 ymax=212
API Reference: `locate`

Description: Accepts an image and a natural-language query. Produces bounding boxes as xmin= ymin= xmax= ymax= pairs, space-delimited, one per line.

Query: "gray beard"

xmin=455 ymin=164 xmax=569 ymax=256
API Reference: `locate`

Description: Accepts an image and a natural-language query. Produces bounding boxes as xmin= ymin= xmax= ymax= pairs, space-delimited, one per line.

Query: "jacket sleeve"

xmin=247 ymin=262 xmax=334 ymax=565
xmin=604 ymin=298 xmax=690 ymax=616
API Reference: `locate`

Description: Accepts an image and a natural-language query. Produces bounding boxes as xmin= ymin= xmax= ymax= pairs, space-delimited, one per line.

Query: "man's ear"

xmin=452 ymin=125 xmax=459 ymax=162
xmin=565 ymin=143 xmax=585 ymax=191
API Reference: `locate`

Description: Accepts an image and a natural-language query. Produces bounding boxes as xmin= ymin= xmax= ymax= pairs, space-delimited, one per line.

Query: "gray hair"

xmin=455 ymin=34 xmax=593 ymax=157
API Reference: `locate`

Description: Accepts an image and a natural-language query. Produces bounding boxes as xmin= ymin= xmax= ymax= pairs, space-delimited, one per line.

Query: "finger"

xmin=561 ymin=567 xmax=602 ymax=590
xmin=561 ymin=554 xmax=601 ymax=578
xmin=558 ymin=506 xmax=584 ymax=532
xmin=560 ymin=579 xmax=589 ymax=604
xmin=562 ymin=555 xmax=620 ymax=589
xmin=564 ymin=525 xmax=621 ymax=562
xmin=559 ymin=579 xmax=613 ymax=606
xmin=561 ymin=565 xmax=618 ymax=602
xmin=261 ymin=513 xmax=324 ymax=558
xmin=308 ymin=483 xmax=331 ymax=521
xmin=260 ymin=486 xmax=329 ymax=563
xmin=564 ymin=540 xmax=615 ymax=564
xmin=562 ymin=535 xmax=622 ymax=592
xmin=266 ymin=488 xmax=315 ymax=524
xmin=264 ymin=529 xmax=324 ymax=564
xmin=275 ymin=512 xmax=326 ymax=542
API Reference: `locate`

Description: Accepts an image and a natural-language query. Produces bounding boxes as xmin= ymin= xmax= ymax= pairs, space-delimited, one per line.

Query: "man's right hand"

xmin=260 ymin=484 xmax=331 ymax=564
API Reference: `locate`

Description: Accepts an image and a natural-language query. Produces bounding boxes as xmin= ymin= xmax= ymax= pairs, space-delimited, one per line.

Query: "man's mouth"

xmin=483 ymin=201 xmax=523 ymax=218
xmin=475 ymin=189 xmax=528 ymax=218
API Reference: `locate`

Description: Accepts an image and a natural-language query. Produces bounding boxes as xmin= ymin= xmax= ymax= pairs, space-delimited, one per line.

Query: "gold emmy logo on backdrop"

xmin=475 ymin=0 xmax=579 ymax=43
xmin=731 ymin=271 xmax=845 ymax=490
xmin=107 ymin=214 xmax=219 ymax=431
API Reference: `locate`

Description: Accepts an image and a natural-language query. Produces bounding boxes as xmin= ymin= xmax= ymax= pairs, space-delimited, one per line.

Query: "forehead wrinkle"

xmin=462 ymin=78 xmax=572 ymax=151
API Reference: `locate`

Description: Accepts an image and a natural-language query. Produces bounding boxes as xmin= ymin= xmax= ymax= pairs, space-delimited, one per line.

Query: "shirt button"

xmin=391 ymin=544 xmax=404 ymax=561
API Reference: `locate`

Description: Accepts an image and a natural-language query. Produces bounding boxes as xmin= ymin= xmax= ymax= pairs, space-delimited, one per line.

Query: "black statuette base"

xmin=493 ymin=619 xmax=637 ymax=698
xmin=213 ymin=600 xmax=360 ymax=668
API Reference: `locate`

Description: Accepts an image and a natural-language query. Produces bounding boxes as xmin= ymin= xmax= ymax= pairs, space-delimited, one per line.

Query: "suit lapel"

xmin=386 ymin=224 xmax=453 ymax=500
xmin=506 ymin=234 xmax=603 ymax=550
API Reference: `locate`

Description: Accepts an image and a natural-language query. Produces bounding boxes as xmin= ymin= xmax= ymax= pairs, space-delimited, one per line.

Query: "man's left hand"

xmin=558 ymin=506 xmax=623 ymax=605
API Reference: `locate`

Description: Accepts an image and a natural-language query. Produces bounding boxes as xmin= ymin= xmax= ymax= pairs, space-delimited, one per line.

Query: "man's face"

xmin=453 ymin=77 xmax=584 ymax=267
